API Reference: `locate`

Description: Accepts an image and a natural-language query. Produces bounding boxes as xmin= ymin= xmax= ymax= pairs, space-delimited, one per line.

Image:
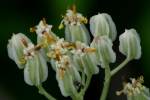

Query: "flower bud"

xmin=119 ymin=29 xmax=141 ymax=60
xmin=90 ymin=13 xmax=117 ymax=41
xmin=59 ymin=9 xmax=90 ymax=44
xmin=91 ymin=36 xmax=116 ymax=67
xmin=7 ymin=33 xmax=32 ymax=69
xmin=24 ymin=53 xmax=48 ymax=86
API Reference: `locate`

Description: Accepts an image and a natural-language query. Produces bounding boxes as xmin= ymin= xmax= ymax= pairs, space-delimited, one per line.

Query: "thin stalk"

xmin=100 ymin=62 xmax=111 ymax=100
xmin=111 ymin=58 xmax=130 ymax=77
xmin=71 ymin=74 xmax=92 ymax=100
xmin=37 ymin=85 xmax=56 ymax=100
xmin=71 ymin=94 xmax=83 ymax=100
xmin=80 ymin=74 xmax=92 ymax=96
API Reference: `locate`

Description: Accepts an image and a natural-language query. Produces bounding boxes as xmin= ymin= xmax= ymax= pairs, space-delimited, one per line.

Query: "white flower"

xmin=116 ymin=76 xmax=150 ymax=100
xmin=7 ymin=33 xmax=32 ymax=69
xmin=119 ymin=29 xmax=141 ymax=60
xmin=90 ymin=13 xmax=117 ymax=41
xmin=35 ymin=19 xmax=52 ymax=36
xmin=59 ymin=8 xmax=90 ymax=44
xmin=91 ymin=36 xmax=116 ymax=67
xmin=24 ymin=53 xmax=48 ymax=86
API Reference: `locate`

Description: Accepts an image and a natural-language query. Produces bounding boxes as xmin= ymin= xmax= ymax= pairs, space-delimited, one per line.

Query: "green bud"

xmin=91 ymin=36 xmax=116 ymax=67
xmin=24 ymin=53 xmax=48 ymax=86
xmin=119 ymin=29 xmax=141 ymax=60
xmin=7 ymin=33 xmax=32 ymax=69
xmin=90 ymin=13 xmax=117 ymax=41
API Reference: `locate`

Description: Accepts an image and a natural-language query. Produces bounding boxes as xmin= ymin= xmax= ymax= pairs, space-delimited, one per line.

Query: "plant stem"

xmin=100 ymin=62 xmax=111 ymax=100
xmin=71 ymin=94 xmax=83 ymax=100
xmin=71 ymin=74 xmax=92 ymax=100
xmin=111 ymin=58 xmax=130 ymax=77
xmin=37 ymin=84 xmax=56 ymax=100
xmin=80 ymin=74 xmax=92 ymax=96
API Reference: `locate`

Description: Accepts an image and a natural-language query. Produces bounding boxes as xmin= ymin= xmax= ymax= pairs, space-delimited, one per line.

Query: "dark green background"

xmin=0 ymin=0 xmax=150 ymax=100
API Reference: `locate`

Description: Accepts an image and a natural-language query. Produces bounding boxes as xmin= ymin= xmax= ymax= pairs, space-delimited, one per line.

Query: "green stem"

xmin=37 ymin=85 xmax=56 ymax=100
xmin=71 ymin=74 xmax=92 ymax=100
xmin=100 ymin=62 xmax=111 ymax=100
xmin=111 ymin=58 xmax=130 ymax=77
xmin=80 ymin=74 xmax=92 ymax=96
xmin=71 ymin=94 xmax=83 ymax=100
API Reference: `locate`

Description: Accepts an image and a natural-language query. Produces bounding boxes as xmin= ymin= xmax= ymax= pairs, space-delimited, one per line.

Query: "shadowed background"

xmin=0 ymin=0 xmax=150 ymax=100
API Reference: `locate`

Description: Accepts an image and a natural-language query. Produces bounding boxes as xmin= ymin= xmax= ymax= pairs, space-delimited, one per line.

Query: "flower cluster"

xmin=116 ymin=76 xmax=150 ymax=100
xmin=7 ymin=5 xmax=145 ymax=100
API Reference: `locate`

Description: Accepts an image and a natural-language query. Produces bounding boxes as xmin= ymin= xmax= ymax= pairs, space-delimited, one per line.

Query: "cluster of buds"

xmin=116 ymin=76 xmax=150 ymax=100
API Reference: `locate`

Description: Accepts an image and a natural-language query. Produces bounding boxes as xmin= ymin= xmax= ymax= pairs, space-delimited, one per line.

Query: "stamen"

xmin=84 ymin=48 xmax=96 ymax=53
xmin=21 ymin=38 xmax=28 ymax=47
xmin=81 ymin=17 xmax=88 ymax=24
xmin=58 ymin=23 xmax=64 ymax=30
xmin=34 ymin=44 xmax=43 ymax=51
xmin=44 ymin=31 xmax=56 ymax=44
xmin=59 ymin=67 xmax=66 ymax=80
xmin=116 ymin=90 xmax=124 ymax=96
xmin=30 ymin=27 xmax=36 ymax=32
xmin=137 ymin=75 xmax=144 ymax=83
xmin=18 ymin=56 xmax=26 ymax=64
xmin=71 ymin=4 xmax=76 ymax=14
xmin=64 ymin=42 xmax=76 ymax=49
xmin=55 ymin=49 xmax=61 ymax=61
xmin=42 ymin=18 xmax=47 ymax=26
xmin=47 ymin=51 xmax=54 ymax=58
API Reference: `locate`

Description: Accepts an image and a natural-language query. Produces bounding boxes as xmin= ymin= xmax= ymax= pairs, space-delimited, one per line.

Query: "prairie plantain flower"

xmin=59 ymin=5 xmax=90 ymax=44
xmin=24 ymin=52 xmax=48 ymax=86
xmin=116 ymin=76 xmax=150 ymax=100
xmin=119 ymin=29 xmax=141 ymax=60
xmin=7 ymin=33 xmax=48 ymax=86
xmin=72 ymin=41 xmax=99 ymax=76
xmin=7 ymin=33 xmax=32 ymax=69
xmin=55 ymin=55 xmax=81 ymax=97
xmin=91 ymin=36 xmax=116 ymax=67
xmin=90 ymin=13 xmax=117 ymax=41
xmin=30 ymin=19 xmax=58 ymax=61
